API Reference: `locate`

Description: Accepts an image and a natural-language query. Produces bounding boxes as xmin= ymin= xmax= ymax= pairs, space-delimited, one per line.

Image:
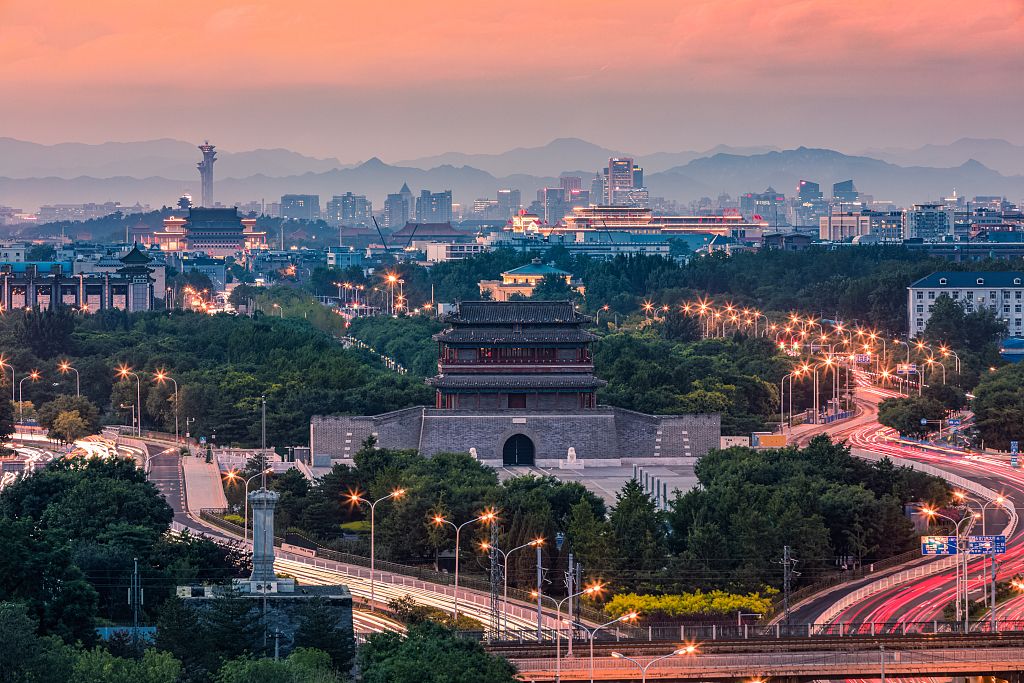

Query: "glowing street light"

xmin=18 ymin=370 xmax=39 ymax=425
xmin=59 ymin=360 xmax=80 ymax=396
xmin=117 ymin=365 xmax=142 ymax=436
xmin=154 ymin=369 xmax=179 ymax=443
xmin=480 ymin=537 xmax=544 ymax=633
xmin=432 ymin=510 xmax=496 ymax=619
xmin=350 ymin=489 xmax=406 ymax=611
xmin=611 ymin=646 xmax=697 ymax=683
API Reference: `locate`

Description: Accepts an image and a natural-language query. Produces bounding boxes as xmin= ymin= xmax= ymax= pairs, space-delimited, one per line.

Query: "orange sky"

xmin=2 ymin=0 xmax=1023 ymax=159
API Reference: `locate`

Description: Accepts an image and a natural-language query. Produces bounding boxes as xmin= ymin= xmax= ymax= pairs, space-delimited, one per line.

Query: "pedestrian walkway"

xmin=181 ymin=454 xmax=228 ymax=515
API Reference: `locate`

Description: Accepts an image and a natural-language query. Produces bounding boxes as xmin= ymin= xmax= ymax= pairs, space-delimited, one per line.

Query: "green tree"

xmin=201 ymin=587 xmax=264 ymax=659
xmin=529 ymin=273 xmax=576 ymax=300
xmin=358 ymin=621 xmax=518 ymax=683
xmin=292 ymin=597 xmax=355 ymax=670
xmin=14 ymin=306 xmax=76 ymax=359
xmin=609 ymin=480 xmax=666 ymax=573
xmin=37 ymin=395 xmax=101 ymax=435
xmin=877 ymin=396 xmax=946 ymax=437
xmin=0 ymin=602 xmax=39 ymax=683
xmin=52 ymin=410 xmax=89 ymax=444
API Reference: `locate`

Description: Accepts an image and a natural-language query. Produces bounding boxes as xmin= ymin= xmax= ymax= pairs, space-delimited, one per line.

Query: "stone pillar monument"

xmin=248 ymin=487 xmax=280 ymax=584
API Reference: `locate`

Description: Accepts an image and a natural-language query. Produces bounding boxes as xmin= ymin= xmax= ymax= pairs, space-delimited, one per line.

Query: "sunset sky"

xmin=2 ymin=0 xmax=1022 ymax=160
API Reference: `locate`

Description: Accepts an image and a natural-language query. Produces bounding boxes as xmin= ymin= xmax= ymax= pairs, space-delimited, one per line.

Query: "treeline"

xmin=667 ymin=435 xmax=952 ymax=591
xmin=238 ymin=436 xmax=947 ymax=600
xmin=0 ymin=305 xmax=431 ymax=449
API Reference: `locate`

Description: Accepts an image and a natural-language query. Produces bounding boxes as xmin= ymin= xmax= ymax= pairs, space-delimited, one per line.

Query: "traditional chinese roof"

xmin=119 ymin=244 xmax=153 ymax=265
xmin=390 ymin=222 xmax=468 ymax=237
xmin=444 ymin=301 xmax=591 ymax=325
xmin=502 ymin=260 xmax=569 ymax=277
xmin=425 ymin=375 xmax=606 ymax=390
xmin=432 ymin=327 xmax=597 ymax=344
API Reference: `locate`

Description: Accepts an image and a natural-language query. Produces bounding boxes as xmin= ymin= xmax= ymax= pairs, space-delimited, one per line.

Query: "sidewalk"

xmin=181 ymin=454 xmax=228 ymax=515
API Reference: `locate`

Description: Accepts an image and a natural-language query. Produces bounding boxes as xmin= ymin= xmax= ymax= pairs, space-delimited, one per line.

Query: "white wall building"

xmin=907 ymin=272 xmax=1024 ymax=339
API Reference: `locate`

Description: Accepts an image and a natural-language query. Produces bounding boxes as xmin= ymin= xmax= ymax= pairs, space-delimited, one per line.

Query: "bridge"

xmin=509 ymin=646 xmax=1024 ymax=681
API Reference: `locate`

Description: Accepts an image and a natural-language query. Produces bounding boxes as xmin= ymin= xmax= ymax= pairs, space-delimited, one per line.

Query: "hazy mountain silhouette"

xmin=858 ymin=138 xmax=1024 ymax=177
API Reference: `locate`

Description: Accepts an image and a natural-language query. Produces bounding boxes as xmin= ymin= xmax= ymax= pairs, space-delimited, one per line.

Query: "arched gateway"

xmin=502 ymin=434 xmax=535 ymax=466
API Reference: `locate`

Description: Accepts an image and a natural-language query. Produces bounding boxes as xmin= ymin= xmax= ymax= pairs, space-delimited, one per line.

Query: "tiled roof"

xmin=502 ymin=262 xmax=569 ymax=277
xmin=188 ymin=208 xmax=241 ymax=220
xmin=444 ymin=301 xmax=591 ymax=325
xmin=425 ymin=375 xmax=606 ymax=390
xmin=432 ymin=328 xmax=597 ymax=344
xmin=909 ymin=272 xmax=1024 ymax=288
xmin=119 ymin=244 xmax=153 ymax=265
xmin=390 ymin=222 xmax=468 ymax=236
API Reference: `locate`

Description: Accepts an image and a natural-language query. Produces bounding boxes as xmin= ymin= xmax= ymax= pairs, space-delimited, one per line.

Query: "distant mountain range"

xmin=0 ymin=137 xmax=1022 ymax=216
xmin=857 ymin=138 xmax=1024 ymax=177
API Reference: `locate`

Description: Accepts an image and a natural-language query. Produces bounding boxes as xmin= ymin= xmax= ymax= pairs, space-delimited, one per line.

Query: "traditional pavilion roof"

xmin=119 ymin=244 xmax=153 ymax=265
xmin=432 ymin=327 xmax=597 ymax=344
xmin=187 ymin=207 xmax=241 ymax=221
xmin=502 ymin=261 xmax=569 ymax=278
xmin=444 ymin=301 xmax=592 ymax=325
xmin=426 ymin=375 xmax=606 ymax=390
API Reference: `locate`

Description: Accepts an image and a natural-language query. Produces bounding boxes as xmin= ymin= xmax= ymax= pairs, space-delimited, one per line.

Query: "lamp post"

xmin=530 ymin=585 xmax=603 ymax=682
xmin=0 ymin=356 xmax=12 ymax=405
xmin=921 ymin=506 xmax=980 ymax=628
xmin=18 ymin=371 xmax=39 ymax=426
xmin=350 ymin=489 xmax=406 ymax=611
xmin=480 ymin=538 xmax=543 ymax=633
xmin=117 ymin=366 xmax=142 ymax=436
xmin=564 ymin=614 xmax=639 ymax=683
xmin=154 ymin=370 xmax=178 ymax=443
xmin=925 ymin=357 xmax=946 ymax=385
xmin=611 ymin=647 xmax=696 ymax=683
xmin=955 ymin=492 xmax=1005 ymax=618
xmin=432 ymin=511 xmax=496 ymax=620
xmin=940 ymin=346 xmax=962 ymax=374
xmin=780 ymin=369 xmax=803 ymax=432
xmin=596 ymin=305 xmax=609 ymax=328
xmin=272 ymin=303 xmax=283 ymax=317
xmin=893 ymin=339 xmax=914 ymax=395
xmin=59 ymin=361 xmax=80 ymax=396
xmin=227 ymin=469 xmax=272 ymax=544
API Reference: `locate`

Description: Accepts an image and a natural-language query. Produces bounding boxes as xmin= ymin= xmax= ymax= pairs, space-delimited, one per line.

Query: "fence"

xmin=196 ymin=508 xmax=604 ymax=624
xmin=813 ymin=451 xmax=1017 ymax=625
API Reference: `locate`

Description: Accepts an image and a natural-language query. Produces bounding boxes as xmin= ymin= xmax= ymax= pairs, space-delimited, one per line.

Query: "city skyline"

xmin=2 ymin=0 xmax=1022 ymax=161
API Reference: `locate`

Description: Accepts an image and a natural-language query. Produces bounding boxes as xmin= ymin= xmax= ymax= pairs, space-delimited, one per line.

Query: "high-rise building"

xmin=541 ymin=188 xmax=567 ymax=224
xmin=416 ymin=190 xmax=453 ymax=223
xmin=796 ymin=180 xmax=828 ymax=227
xmin=740 ymin=187 xmax=786 ymax=222
xmin=906 ymin=204 xmax=954 ymax=241
xmin=399 ymin=183 xmax=415 ymax=218
xmin=280 ymin=195 xmax=321 ymax=221
xmin=326 ymin=193 xmax=371 ymax=226
xmin=591 ymin=173 xmax=605 ymax=206
xmin=496 ymin=189 xmax=521 ymax=219
xmin=560 ymin=177 xmax=582 ymax=193
xmin=832 ymin=180 xmax=858 ymax=203
xmin=819 ymin=212 xmax=870 ymax=241
xmin=197 ymin=142 xmax=216 ymax=208
xmin=384 ymin=193 xmax=409 ymax=229
xmin=606 ymin=158 xmax=635 ymax=204
xmin=567 ymin=189 xmax=590 ymax=209
xmin=632 ymin=167 xmax=644 ymax=189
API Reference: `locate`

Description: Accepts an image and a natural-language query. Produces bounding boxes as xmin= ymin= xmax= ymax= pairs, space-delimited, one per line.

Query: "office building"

xmin=633 ymin=167 xmax=644 ymax=189
xmin=326 ymin=193 xmax=372 ymax=226
xmin=906 ymin=204 xmax=954 ymax=240
xmin=384 ymin=193 xmax=409 ymax=229
xmin=832 ymin=180 xmax=858 ymax=203
xmin=907 ymin=272 xmax=1024 ymax=338
xmin=567 ymin=189 xmax=590 ymax=209
xmin=541 ymin=188 xmax=567 ymax=224
xmin=496 ymin=190 xmax=521 ymax=219
xmin=611 ymin=187 xmax=649 ymax=208
xmin=280 ymin=195 xmax=321 ymax=222
xmin=197 ymin=142 xmax=216 ymax=208
xmin=424 ymin=243 xmax=487 ymax=262
xmin=606 ymin=158 xmax=635 ymax=204
xmin=796 ymin=180 xmax=828 ymax=227
xmin=819 ymin=212 xmax=871 ymax=241
xmin=866 ymin=211 xmax=905 ymax=240
xmin=740 ymin=187 xmax=786 ymax=222
xmin=326 ymin=246 xmax=364 ymax=269
xmin=590 ymin=173 xmax=605 ymax=205
xmin=560 ymin=177 xmax=582 ymax=193
xmin=416 ymin=190 xmax=453 ymax=223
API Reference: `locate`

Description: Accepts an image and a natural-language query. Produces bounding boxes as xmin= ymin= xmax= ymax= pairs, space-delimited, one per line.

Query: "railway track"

xmin=484 ymin=631 xmax=1024 ymax=658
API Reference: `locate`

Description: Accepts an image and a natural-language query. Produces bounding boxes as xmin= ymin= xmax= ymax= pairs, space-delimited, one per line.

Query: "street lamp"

xmin=955 ymin=492 xmax=1006 ymax=619
xmin=563 ymin=613 xmax=639 ymax=683
xmin=272 ymin=303 xmax=283 ymax=317
xmin=530 ymin=584 xmax=603 ymax=680
xmin=480 ymin=538 xmax=544 ymax=633
xmin=117 ymin=365 xmax=142 ymax=436
xmin=18 ymin=371 xmax=39 ymax=426
xmin=921 ymin=506 xmax=981 ymax=627
xmin=611 ymin=647 xmax=696 ymax=683
xmin=432 ymin=511 xmax=497 ymax=620
xmin=226 ymin=469 xmax=273 ymax=544
xmin=59 ymin=360 xmax=80 ymax=397
xmin=350 ymin=489 xmax=406 ymax=611
xmin=154 ymin=370 xmax=178 ymax=443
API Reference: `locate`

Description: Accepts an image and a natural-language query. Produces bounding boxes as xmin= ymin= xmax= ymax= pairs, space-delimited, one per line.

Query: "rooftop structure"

xmin=154 ymin=208 xmax=265 ymax=256
xmin=907 ymin=271 xmax=1024 ymax=339
xmin=478 ymin=258 xmax=583 ymax=301
xmin=560 ymin=206 xmax=749 ymax=236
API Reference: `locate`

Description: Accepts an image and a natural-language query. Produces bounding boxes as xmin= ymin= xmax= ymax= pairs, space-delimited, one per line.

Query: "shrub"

xmin=604 ymin=589 xmax=777 ymax=619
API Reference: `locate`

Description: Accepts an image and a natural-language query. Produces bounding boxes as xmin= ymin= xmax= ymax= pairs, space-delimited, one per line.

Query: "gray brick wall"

xmin=311 ymin=406 xmax=721 ymax=465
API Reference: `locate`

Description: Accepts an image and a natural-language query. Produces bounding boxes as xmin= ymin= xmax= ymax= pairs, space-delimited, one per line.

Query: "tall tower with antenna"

xmin=197 ymin=141 xmax=217 ymax=208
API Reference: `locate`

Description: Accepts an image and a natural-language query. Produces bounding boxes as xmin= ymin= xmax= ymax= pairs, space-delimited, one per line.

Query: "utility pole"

xmin=536 ymin=543 xmax=542 ymax=643
xmin=489 ymin=521 xmax=500 ymax=640
xmin=776 ymin=546 xmax=797 ymax=625
xmin=130 ymin=557 xmax=142 ymax=647
xmin=566 ymin=552 xmax=574 ymax=657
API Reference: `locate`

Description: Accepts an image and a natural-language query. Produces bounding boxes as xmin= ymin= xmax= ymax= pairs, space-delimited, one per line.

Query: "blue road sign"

xmin=200 ymin=437 xmax=206 ymax=444
xmin=854 ymin=354 xmax=870 ymax=364
xmin=1012 ymin=441 xmax=1019 ymax=454
xmin=948 ymin=419 xmax=961 ymax=426
xmin=969 ymin=536 xmax=1006 ymax=555
xmin=922 ymin=536 xmax=957 ymax=555
xmin=920 ymin=418 xmax=928 ymax=425
xmin=1014 ymin=452 xmax=1019 ymax=468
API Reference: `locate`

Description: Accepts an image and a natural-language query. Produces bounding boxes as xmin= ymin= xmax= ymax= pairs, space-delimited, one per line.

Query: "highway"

xmin=145 ymin=443 xmax=559 ymax=633
xmin=786 ymin=372 xmax=1024 ymax=630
